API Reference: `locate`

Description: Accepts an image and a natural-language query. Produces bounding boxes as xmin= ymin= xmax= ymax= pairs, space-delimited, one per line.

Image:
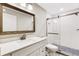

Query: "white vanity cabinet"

xmin=12 ymin=39 xmax=47 ymax=56
xmin=29 ymin=40 xmax=47 ymax=56
xmin=1 ymin=37 xmax=47 ymax=56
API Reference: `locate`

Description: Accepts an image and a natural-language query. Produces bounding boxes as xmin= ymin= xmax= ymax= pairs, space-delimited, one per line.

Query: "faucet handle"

xmin=20 ymin=34 xmax=26 ymax=40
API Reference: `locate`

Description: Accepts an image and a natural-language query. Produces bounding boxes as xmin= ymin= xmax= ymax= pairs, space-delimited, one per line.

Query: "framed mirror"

xmin=0 ymin=3 xmax=35 ymax=34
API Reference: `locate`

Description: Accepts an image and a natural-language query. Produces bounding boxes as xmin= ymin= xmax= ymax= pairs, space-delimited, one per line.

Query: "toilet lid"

xmin=46 ymin=44 xmax=58 ymax=51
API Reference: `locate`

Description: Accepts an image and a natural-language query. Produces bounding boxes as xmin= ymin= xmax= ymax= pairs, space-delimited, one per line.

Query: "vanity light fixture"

xmin=27 ymin=3 xmax=33 ymax=10
xmin=60 ymin=8 xmax=64 ymax=11
xmin=20 ymin=3 xmax=33 ymax=10
xmin=20 ymin=3 xmax=26 ymax=7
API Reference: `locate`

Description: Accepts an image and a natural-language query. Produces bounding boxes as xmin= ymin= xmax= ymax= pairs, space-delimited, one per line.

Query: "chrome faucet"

xmin=20 ymin=34 xmax=26 ymax=40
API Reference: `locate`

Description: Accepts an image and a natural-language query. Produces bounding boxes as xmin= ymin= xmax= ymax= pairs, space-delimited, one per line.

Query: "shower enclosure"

xmin=47 ymin=12 xmax=79 ymax=56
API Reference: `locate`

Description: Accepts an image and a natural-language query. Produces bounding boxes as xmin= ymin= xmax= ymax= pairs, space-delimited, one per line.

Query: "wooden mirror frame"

xmin=0 ymin=3 xmax=35 ymax=35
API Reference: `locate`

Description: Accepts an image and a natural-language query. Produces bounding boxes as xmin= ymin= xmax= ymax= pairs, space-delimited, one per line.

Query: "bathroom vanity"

xmin=0 ymin=3 xmax=47 ymax=56
xmin=0 ymin=37 xmax=47 ymax=56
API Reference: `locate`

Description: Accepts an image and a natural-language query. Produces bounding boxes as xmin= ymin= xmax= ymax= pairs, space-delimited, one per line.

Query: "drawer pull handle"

xmin=42 ymin=50 xmax=44 ymax=52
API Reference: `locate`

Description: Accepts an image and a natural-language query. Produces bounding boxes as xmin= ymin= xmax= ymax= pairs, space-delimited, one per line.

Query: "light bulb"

xmin=20 ymin=3 xmax=26 ymax=7
xmin=27 ymin=4 xmax=33 ymax=10
xmin=60 ymin=8 xmax=64 ymax=11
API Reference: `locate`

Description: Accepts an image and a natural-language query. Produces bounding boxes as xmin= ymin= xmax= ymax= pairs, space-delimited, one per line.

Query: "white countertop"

xmin=0 ymin=37 xmax=47 ymax=56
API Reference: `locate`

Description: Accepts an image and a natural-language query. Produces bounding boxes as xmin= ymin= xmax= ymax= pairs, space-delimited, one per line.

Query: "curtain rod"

xmin=47 ymin=11 xmax=79 ymax=20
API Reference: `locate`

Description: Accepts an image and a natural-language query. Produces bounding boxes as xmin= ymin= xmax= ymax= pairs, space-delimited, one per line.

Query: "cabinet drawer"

xmin=39 ymin=46 xmax=46 ymax=56
xmin=28 ymin=49 xmax=40 ymax=56
xmin=40 ymin=39 xmax=47 ymax=47
xmin=12 ymin=42 xmax=41 ymax=56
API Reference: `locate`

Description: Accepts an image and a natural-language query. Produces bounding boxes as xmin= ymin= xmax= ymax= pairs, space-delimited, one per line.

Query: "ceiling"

xmin=38 ymin=3 xmax=79 ymax=16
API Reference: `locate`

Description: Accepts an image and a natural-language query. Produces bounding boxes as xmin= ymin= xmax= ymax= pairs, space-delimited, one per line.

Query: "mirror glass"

xmin=2 ymin=6 xmax=34 ymax=32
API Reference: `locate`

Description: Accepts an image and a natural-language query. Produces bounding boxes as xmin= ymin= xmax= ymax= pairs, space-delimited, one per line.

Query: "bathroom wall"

xmin=0 ymin=3 xmax=46 ymax=43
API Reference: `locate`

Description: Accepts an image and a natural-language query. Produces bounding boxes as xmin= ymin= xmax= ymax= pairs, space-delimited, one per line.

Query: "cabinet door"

xmin=40 ymin=40 xmax=47 ymax=47
xmin=12 ymin=42 xmax=41 ymax=56
xmin=28 ymin=49 xmax=40 ymax=56
xmin=11 ymin=39 xmax=47 ymax=56
xmin=39 ymin=46 xmax=46 ymax=56
xmin=39 ymin=40 xmax=47 ymax=56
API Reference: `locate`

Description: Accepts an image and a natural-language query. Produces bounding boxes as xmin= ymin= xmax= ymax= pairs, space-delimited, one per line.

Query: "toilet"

xmin=46 ymin=44 xmax=58 ymax=56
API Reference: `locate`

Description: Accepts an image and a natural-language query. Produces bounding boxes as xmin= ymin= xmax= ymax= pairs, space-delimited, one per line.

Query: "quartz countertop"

xmin=0 ymin=37 xmax=47 ymax=56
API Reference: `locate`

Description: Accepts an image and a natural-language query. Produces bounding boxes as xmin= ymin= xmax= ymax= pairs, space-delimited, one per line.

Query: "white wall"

xmin=32 ymin=4 xmax=46 ymax=37
xmin=0 ymin=3 xmax=46 ymax=43
xmin=48 ymin=34 xmax=60 ymax=45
